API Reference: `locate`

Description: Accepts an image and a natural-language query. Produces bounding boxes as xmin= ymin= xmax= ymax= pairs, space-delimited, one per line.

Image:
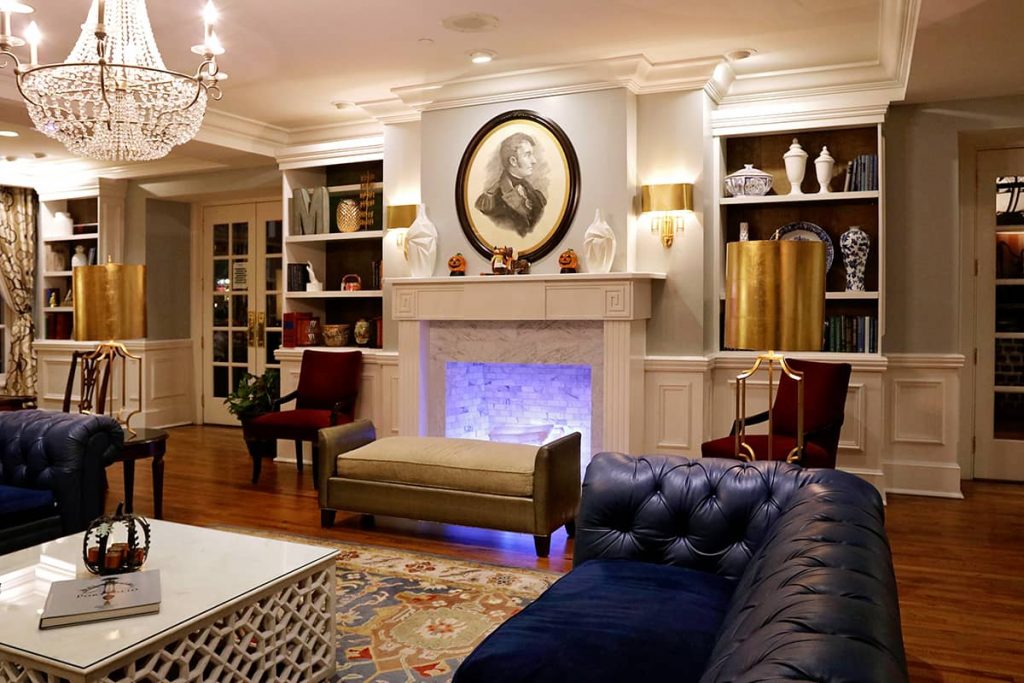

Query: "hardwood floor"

xmin=109 ymin=425 xmax=1024 ymax=682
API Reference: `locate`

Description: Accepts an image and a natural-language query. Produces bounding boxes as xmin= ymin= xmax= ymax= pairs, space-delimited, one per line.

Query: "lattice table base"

xmin=0 ymin=565 xmax=336 ymax=683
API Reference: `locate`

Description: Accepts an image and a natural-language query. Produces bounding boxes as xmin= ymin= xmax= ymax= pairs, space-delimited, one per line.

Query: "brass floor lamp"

xmin=724 ymin=240 xmax=825 ymax=463
xmin=72 ymin=262 xmax=147 ymax=438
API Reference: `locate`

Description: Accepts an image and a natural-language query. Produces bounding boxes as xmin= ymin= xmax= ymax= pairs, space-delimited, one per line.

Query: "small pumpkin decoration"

xmin=448 ymin=252 xmax=467 ymax=276
xmin=82 ymin=503 xmax=151 ymax=575
xmin=558 ymin=248 xmax=579 ymax=273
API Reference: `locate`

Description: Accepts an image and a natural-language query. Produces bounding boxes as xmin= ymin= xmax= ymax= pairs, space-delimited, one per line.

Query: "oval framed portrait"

xmin=455 ymin=110 xmax=580 ymax=262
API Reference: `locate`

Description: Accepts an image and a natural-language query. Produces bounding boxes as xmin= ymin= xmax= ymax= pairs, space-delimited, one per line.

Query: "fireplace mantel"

xmin=392 ymin=272 xmax=665 ymax=455
xmin=390 ymin=272 xmax=665 ymax=322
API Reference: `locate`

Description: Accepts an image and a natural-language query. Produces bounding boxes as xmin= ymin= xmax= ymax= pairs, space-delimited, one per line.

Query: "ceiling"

xmin=0 ymin=0 xmax=1018 ymax=177
xmin=904 ymin=0 xmax=1024 ymax=103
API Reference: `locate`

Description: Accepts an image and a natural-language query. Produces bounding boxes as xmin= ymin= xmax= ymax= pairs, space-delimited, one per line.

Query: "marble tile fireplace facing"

xmin=392 ymin=273 xmax=664 ymax=456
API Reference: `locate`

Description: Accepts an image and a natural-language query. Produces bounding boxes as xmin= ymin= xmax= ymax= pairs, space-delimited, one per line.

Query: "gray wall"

xmin=420 ymin=89 xmax=634 ymax=276
xmin=885 ymin=94 xmax=1024 ymax=353
xmin=144 ymin=199 xmax=191 ymax=340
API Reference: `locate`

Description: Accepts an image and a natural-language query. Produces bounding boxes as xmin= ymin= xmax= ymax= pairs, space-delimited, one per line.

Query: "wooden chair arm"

xmin=273 ymin=390 xmax=299 ymax=411
xmin=730 ymin=410 xmax=770 ymax=435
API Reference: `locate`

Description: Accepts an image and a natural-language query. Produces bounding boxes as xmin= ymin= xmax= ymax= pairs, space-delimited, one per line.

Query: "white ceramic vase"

xmin=582 ymin=209 xmax=616 ymax=273
xmin=784 ymin=138 xmax=808 ymax=195
xmin=53 ymin=211 xmax=74 ymax=236
xmin=405 ymin=204 xmax=438 ymax=278
xmin=815 ymin=146 xmax=835 ymax=194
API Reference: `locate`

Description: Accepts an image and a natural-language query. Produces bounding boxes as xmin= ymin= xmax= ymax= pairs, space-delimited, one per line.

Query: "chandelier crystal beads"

xmin=0 ymin=0 xmax=225 ymax=161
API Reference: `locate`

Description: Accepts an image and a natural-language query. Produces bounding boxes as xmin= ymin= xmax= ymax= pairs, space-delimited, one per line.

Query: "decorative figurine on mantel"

xmin=513 ymin=258 xmax=530 ymax=275
xmin=558 ymin=248 xmax=578 ymax=274
xmin=448 ymin=253 xmax=467 ymax=277
xmin=490 ymin=246 xmax=515 ymax=275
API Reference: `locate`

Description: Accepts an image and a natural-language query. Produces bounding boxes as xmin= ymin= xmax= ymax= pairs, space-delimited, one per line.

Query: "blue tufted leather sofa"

xmin=0 ymin=410 xmax=123 ymax=555
xmin=455 ymin=453 xmax=908 ymax=683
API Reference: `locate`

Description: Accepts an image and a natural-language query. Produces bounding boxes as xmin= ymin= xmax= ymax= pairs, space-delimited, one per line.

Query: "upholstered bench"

xmin=316 ymin=419 xmax=581 ymax=556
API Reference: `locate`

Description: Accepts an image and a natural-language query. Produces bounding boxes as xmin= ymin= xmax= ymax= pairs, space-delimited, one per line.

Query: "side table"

xmin=118 ymin=427 xmax=169 ymax=519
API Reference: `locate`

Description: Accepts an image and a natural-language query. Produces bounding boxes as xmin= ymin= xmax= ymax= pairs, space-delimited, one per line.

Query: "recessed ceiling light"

xmin=418 ymin=37 xmax=434 ymax=46
xmin=442 ymin=13 xmax=499 ymax=33
xmin=0 ymin=130 xmax=19 ymax=138
xmin=725 ymin=48 xmax=757 ymax=62
xmin=468 ymin=49 xmax=496 ymax=65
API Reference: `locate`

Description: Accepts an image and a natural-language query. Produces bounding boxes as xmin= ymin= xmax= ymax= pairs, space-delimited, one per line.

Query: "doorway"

xmin=201 ymin=201 xmax=284 ymax=425
xmin=974 ymin=147 xmax=1024 ymax=480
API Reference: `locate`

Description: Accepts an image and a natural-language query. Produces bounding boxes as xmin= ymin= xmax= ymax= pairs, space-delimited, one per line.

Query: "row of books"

xmin=844 ymin=154 xmax=879 ymax=192
xmin=824 ymin=315 xmax=878 ymax=353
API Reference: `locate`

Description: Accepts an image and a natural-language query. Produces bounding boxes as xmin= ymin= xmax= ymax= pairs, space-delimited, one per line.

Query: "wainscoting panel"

xmin=642 ymin=358 xmax=711 ymax=457
xmin=33 ymin=339 xmax=194 ymax=428
xmin=884 ymin=354 xmax=964 ymax=498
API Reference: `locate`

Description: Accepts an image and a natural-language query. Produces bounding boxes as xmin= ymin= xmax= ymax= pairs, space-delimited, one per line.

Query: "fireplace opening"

xmin=445 ymin=361 xmax=592 ymax=456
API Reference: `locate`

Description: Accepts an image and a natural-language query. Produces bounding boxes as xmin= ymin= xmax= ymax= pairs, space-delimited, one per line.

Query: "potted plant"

xmin=224 ymin=370 xmax=279 ymax=462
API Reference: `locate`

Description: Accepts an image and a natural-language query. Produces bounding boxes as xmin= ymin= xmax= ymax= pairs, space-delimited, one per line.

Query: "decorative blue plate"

xmin=771 ymin=221 xmax=834 ymax=272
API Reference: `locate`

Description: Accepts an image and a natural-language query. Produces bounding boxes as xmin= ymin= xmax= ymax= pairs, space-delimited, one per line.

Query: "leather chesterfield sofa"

xmin=0 ymin=411 xmax=123 ymax=555
xmin=455 ymin=453 xmax=908 ymax=683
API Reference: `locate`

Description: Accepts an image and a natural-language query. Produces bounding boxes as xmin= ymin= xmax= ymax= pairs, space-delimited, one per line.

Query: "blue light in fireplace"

xmin=445 ymin=361 xmax=592 ymax=456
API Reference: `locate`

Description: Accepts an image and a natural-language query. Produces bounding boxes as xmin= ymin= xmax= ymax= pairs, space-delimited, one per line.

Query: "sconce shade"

xmin=386 ymin=204 xmax=417 ymax=229
xmin=641 ymin=183 xmax=694 ymax=213
xmin=724 ymin=240 xmax=824 ymax=351
xmin=73 ymin=264 xmax=147 ymax=341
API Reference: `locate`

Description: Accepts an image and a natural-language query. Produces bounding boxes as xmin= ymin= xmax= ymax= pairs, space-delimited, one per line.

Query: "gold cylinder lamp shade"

xmin=385 ymin=204 xmax=417 ymax=230
xmin=73 ymin=264 xmax=147 ymax=341
xmin=724 ymin=240 xmax=825 ymax=352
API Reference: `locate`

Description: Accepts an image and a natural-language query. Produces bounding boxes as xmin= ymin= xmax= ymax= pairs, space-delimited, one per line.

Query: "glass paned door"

xmin=202 ymin=201 xmax=284 ymax=425
xmin=976 ymin=149 xmax=1024 ymax=480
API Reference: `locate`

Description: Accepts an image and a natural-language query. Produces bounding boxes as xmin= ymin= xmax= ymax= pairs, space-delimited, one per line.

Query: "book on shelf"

xmin=39 ymin=570 xmax=161 ymax=629
xmin=282 ymin=312 xmax=312 ymax=348
xmin=286 ymin=263 xmax=309 ymax=292
xmin=824 ymin=315 xmax=877 ymax=353
xmin=847 ymin=154 xmax=878 ymax=192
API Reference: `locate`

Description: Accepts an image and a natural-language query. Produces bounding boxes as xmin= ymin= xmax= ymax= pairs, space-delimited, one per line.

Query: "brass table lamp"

xmin=73 ymin=262 xmax=147 ymax=437
xmin=724 ymin=240 xmax=825 ymax=462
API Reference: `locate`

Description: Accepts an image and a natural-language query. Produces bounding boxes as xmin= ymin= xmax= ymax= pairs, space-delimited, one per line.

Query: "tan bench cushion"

xmin=336 ymin=436 xmax=538 ymax=497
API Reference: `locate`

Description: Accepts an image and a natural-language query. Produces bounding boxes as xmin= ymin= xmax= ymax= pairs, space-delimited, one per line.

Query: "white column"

xmin=602 ymin=319 xmax=647 ymax=454
xmin=397 ymin=320 xmax=429 ymax=436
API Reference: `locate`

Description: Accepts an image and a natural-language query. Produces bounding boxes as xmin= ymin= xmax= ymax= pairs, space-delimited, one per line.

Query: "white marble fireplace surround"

xmin=392 ymin=273 xmax=664 ymax=455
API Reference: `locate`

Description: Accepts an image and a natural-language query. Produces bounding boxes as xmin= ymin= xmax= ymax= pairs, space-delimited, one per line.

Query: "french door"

xmin=202 ymin=201 xmax=284 ymax=425
xmin=976 ymin=148 xmax=1024 ymax=480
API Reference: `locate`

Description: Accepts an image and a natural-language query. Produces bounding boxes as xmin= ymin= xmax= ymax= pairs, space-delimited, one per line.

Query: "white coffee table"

xmin=0 ymin=521 xmax=337 ymax=682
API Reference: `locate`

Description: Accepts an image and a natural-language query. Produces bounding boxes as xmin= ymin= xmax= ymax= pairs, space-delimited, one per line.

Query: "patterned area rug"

xmin=226 ymin=530 xmax=560 ymax=682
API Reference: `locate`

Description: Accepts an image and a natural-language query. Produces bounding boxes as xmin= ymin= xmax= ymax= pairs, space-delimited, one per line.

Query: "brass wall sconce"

xmin=385 ymin=204 xmax=417 ymax=254
xmin=641 ymin=183 xmax=693 ymax=247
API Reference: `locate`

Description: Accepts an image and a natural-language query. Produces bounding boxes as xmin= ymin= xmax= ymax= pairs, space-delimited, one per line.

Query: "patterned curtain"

xmin=0 ymin=186 xmax=37 ymax=395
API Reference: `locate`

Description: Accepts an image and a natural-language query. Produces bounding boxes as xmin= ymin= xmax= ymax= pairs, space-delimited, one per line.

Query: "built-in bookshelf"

xmin=715 ymin=124 xmax=885 ymax=355
xmin=282 ymin=159 xmax=385 ymax=348
xmin=38 ymin=197 xmax=103 ymax=340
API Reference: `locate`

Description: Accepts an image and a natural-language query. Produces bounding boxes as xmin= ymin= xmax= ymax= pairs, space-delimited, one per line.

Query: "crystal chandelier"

xmin=0 ymin=0 xmax=226 ymax=161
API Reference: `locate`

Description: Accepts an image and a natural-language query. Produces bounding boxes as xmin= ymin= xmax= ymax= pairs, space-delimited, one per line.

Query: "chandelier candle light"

xmin=0 ymin=0 xmax=226 ymax=161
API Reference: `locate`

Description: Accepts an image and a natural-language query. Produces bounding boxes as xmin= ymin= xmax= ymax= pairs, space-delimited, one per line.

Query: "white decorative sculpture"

xmin=815 ymin=146 xmax=835 ymax=194
xmin=305 ymin=262 xmax=323 ymax=292
xmin=71 ymin=245 xmax=88 ymax=269
xmin=784 ymin=138 xmax=808 ymax=195
xmin=405 ymin=204 xmax=438 ymax=278
xmin=583 ymin=209 xmax=616 ymax=273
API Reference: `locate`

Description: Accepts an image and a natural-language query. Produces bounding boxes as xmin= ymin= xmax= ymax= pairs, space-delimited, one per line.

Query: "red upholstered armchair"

xmin=701 ymin=359 xmax=851 ymax=469
xmin=244 ymin=350 xmax=362 ymax=486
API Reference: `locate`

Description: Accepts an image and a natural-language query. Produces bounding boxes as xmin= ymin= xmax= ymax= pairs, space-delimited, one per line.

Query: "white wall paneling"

xmin=642 ymin=357 xmax=712 ymax=457
xmin=883 ymin=354 xmax=964 ymax=498
xmin=34 ymin=339 xmax=194 ymax=429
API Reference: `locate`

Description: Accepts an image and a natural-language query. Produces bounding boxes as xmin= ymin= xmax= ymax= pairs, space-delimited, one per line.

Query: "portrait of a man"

xmin=474 ymin=132 xmax=548 ymax=237
xmin=456 ymin=110 xmax=580 ymax=262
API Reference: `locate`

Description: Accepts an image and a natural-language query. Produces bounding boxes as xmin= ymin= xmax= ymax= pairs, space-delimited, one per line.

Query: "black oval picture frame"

xmin=455 ymin=110 xmax=581 ymax=262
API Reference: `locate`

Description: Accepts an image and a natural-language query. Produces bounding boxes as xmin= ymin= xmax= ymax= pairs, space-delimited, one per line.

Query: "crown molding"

xmin=275 ymin=135 xmax=385 ymax=170
xmin=711 ymin=91 xmax=891 ymax=136
xmin=195 ymin=108 xmax=289 ymax=156
xmin=389 ymin=54 xmax=723 ymax=114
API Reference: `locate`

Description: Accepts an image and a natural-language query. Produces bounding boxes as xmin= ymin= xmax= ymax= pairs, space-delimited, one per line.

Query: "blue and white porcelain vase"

xmin=840 ymin=225 xmax=870 ymax=291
